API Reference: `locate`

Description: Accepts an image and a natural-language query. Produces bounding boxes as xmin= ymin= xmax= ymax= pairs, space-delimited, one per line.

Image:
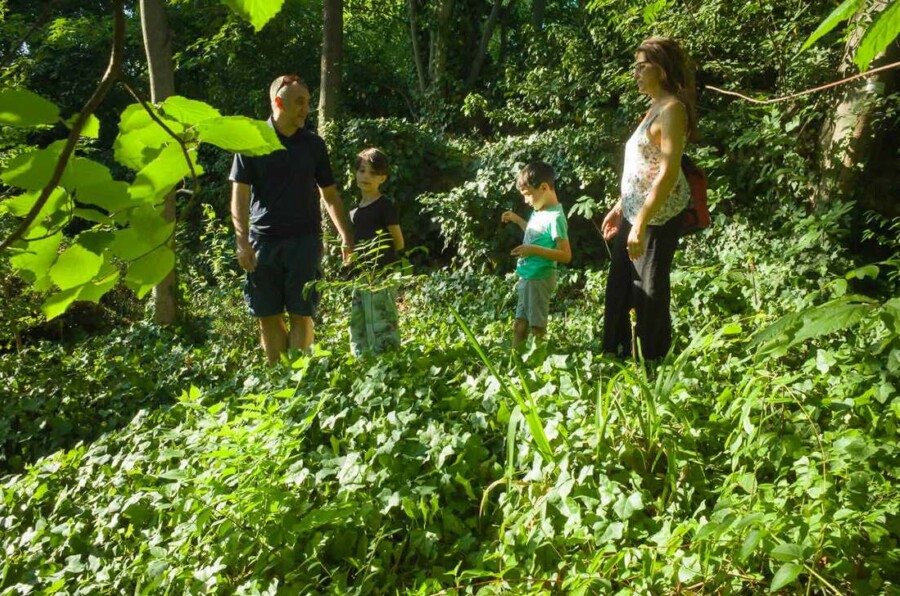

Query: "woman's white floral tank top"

xmin=620 ymin=111 xmax=690 ymax=226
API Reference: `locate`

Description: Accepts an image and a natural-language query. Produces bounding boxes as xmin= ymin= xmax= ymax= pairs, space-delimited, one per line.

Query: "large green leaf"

xmin=5 ymin=187 xmax=71 ymax=238
xmin=196 ymin=116 xmax=282 ymax=155
xmin=799 ymin=0 xmax=863 ymax=52
xmin=49 ymin=243 xmax=104 ymax=290
xmin=9 ymin=232 xmax=62 ymax=292
xmin=64 ymin=113 xmax=101 ymax=138
xmin=128 ymin=144 xmax=202 ymax=203
xmin=218 ymin=0 xmax=286 ymax=31
xmin=75 ymin=180 xmax=132 ymax=214
xmin=41 ymin=286 xmax=82 ymax=321
xmin=160 ymin=96 xmax=221 ymax=124
xmin=769 ymin=563 xmax=803 ymax=592
xmin=854 ymin=0 xmax=900 ymax=70
xmin=125 ymin=245 xmax=175 ymax=298
xmin=41 ymin=262 xmax=120 ymax=320
xmin=61 ymin=157 xmax=113 ymax=191
xmin=0 ymin=88 xmax=60 ymax=127
xmin=114 ymin=116 xmax=185 ymax=171
xmin=109 ymin=206 xmax=174 ymax=261
xmin=0 ymin=141 xmax=65 ymax=191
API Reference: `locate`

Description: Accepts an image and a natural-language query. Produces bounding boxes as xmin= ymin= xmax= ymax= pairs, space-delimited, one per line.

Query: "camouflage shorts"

xmin=349 ymin=288 xmax=400 ymax=356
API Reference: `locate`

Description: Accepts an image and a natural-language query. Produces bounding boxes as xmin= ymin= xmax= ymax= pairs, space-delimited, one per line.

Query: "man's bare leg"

xmin=259 ymin=315 xmax=288 ymax=365
xmin=289 ymin=314 xmax=314 ymax=352
xmin=531 ymin=326 xmax=546 ymax=342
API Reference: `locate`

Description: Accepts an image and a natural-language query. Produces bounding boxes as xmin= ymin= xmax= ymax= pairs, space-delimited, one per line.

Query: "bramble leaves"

xmin=0 ymin=88 xmax=60 ymax=127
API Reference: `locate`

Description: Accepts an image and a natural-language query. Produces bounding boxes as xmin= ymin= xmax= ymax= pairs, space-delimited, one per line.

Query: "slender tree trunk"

xmin=532 ymin=0 xmax=545 ymax=32
xmin=139 ymin=0 xmax=177 ymax=325
xmin=817 ymin=0 xmax=897 ymax=210
xmin=408 ymin=0 xmax=427 ymax=97
xmin=430 ymin=0 xmax=455 ymax=96
xmin=318 ymin=0 xmax=343 ymax=134
xmin=466 ymin=0 xmax=503 ymax=88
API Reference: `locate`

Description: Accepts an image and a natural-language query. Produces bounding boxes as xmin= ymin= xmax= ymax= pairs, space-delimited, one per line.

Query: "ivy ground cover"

xmin=1 ymin=207 xmax=899 ymax=595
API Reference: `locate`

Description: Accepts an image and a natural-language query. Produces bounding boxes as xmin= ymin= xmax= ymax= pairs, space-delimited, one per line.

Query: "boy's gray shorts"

xmin=515 ymin=274 xmax=557 ymax=328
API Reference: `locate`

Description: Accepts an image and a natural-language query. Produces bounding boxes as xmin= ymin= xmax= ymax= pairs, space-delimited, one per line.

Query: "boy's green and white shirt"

xmin=516 ymin=204 xmax=568 ymax=280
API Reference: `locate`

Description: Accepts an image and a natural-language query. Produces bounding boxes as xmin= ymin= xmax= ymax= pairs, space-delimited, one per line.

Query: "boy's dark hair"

xmin=516 ymin=161 xmax=555 ymax=191
xmin=355 ymin=147 xmax=389 ymax=177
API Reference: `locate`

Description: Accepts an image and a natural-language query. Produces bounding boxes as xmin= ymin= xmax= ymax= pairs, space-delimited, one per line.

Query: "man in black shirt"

xmin=230 ymin=75 xmax=353 ymax=364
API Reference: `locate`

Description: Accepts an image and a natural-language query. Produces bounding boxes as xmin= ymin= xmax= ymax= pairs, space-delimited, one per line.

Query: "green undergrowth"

xmin=1 ymin=203 xmax=899 ymax=594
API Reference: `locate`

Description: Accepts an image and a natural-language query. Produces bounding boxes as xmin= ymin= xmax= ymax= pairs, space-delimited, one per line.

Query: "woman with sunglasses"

xmin=600 ymin=37 xmax=697 ymax=361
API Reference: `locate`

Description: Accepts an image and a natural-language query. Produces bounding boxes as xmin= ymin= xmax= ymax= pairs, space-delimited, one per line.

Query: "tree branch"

xmin=0 ymin=0 xmax=125 ymax=254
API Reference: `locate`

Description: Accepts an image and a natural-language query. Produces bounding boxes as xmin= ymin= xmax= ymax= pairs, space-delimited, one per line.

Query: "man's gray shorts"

xmin=515 ymin=274 xmax=557 ymax=328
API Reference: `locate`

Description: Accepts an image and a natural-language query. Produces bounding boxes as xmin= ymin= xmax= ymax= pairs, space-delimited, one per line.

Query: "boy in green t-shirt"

xmin=501 ymin=161 xmax=571 ymax=349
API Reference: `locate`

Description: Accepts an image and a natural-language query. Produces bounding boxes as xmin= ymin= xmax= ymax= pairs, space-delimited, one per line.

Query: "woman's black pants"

xmin=602 ymin=217 xmax=680 ymax=361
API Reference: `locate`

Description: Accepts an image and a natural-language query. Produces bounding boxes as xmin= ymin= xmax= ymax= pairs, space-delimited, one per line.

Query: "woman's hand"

xmin=601 ymin=205 xmax=623 ymax=240
xmin=627 ymin=221 xmax=647 ymax=260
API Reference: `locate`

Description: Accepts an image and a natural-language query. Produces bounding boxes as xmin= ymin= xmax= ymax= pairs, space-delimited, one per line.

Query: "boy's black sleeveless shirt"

xmin=229 ymin=121 xmax=335 ymax=238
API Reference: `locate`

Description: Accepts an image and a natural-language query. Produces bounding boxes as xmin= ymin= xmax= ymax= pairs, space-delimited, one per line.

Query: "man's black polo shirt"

xmin=229 ymin=120 xmax=335 ymax=238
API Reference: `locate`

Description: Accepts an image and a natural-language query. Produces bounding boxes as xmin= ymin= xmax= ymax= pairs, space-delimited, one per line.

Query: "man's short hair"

xmin=516 ymin=161 xmax=556 ymax=191
xmin=355 ymin=147 xmax=389 ymax=177
xmin=269 ymin=74 xmax=308 ymax=102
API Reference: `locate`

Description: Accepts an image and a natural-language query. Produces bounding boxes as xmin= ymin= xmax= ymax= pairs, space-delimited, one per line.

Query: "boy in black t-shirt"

xmin=348 ymin=148 xmax=405 ymax=355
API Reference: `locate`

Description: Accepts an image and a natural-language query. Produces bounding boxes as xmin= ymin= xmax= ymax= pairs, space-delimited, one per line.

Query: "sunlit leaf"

xmin=64 ymin=113 xmax=101 ymax=138
xmin=0 ymin=141 xmax=65 ymax=191
xmin=9 ymin=232 xmax=62 ymax=291
xmin=854 ymin=0 xmax=900 ymax=70
xmin=114 ymin=117 xmax=184 ymax=170
xmin=799 ymin=0 xmax=863 ymax=52
xmin=196 ymin=116 xmax=282 ymax=155
xmin=125 ymin=245 xmax=175 ymax=298
xmin=75 ymin=180 xmax=132 ymax=214
xmin=128 ymin=144 xmax=202 ymax=203
xmin=160 ymin=96 xmax=221 ymax=124
xmin=218 ymin=0 xmax=286 ymax=31
xmin=50 ymin=243 xmax=104 ymax=290
xmin=41 ymin=286 xmax=82 ymax=320
xmin=61 ymin=156 xmax=113 ymax=191
xmin=0 ymin=87 xmax=60 ymax=127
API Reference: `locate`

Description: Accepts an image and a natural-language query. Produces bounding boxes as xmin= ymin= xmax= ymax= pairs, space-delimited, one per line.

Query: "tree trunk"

xmin=139 ymin=0 xmax=178 ymax=325
xmin=532 ymin=0 xmax=545 ymax=32
xmin=318 ymin=0 xmax=343 ymax=134
xmin=816 ymin=0 xmax=898 ymax=215
xmin=408 ymin=0 xmax=427 ymax=97
xmin=430 ymin=0 xmax=455 ymax=96
xmin=466 ymin=0 xmax=503 ymax=88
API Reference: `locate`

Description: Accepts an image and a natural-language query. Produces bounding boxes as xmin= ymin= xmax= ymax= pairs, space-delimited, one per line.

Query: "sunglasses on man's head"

xmin=274 ymin=75 xmax=300 ymax=97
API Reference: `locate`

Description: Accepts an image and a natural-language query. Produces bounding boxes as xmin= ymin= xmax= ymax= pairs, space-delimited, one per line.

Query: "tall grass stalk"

xmin=449 ymin=305 xmax=556 ymax=470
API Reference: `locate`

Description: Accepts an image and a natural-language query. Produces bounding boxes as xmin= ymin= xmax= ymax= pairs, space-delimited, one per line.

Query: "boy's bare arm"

xmin=510 ymin=239 xmax=571 ymax=264
xmin=501 ymin=211 xmax=527 ymax=231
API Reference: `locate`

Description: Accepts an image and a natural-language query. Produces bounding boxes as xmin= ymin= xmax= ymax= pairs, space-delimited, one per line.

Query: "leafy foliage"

xmin=1 ymin=200 xmax=898 ymax=593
